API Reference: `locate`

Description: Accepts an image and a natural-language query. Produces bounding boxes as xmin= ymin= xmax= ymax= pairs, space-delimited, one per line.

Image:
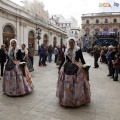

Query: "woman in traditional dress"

xmin=3 ymin=39 xmax=34 ymax=96
xmin=21 ymin=44 xmax=34 ymax=72
xmin=56 ymin=37 xmax=91 ymax=107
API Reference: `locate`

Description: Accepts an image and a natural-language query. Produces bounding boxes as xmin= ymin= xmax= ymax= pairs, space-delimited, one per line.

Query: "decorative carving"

xmin=23 ymin=0 xmax=48 ymax=20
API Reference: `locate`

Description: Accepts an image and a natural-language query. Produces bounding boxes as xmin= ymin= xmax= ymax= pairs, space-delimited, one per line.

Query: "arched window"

xmin=3 ymin=25 xmax=14 ymax=34
xmin=43 ymin=34 xmax=48 ymax=45
xmin=28 ymin=31 xmax=35 ymax=49
xmin=3 ymin=25 xmax=15 ymax=48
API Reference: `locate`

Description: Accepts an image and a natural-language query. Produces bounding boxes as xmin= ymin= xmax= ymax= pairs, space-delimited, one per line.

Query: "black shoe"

xmin=93 ymin=66 xmax=99 ymax=68
xmin=43 ymin=64 xmax=47 ymax=66
xmin=107 ymin=74 xmax=112 ymax=76
xmin=113 ymin=78 xmax=118 ymax=81
xmin=113 ymin=79 xmax=118 ymax=81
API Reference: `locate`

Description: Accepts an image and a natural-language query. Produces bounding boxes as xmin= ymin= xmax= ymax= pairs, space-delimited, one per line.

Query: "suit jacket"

xmin=59 ymin=49 xmax=86 ymax=70
xmin=0 ymin=48 xmax=6 ymax=62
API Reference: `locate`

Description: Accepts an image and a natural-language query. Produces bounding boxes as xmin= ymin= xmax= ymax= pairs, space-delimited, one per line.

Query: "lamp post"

xmin=118 ymin=32 xmax=119 ymax=45
xmin=36 ymin=27 xmax=42 ymax=47
xmin=60 ymin=35 xmax=63 ymax=50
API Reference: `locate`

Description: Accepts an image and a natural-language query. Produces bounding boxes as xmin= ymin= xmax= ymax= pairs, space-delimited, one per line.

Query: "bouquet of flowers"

xmin=82 ymin=64 xmax=91 ymax=71
xmin=19 ymin=62 xmax=26 ymax=76
xmin=82 ymin=64 xmax=91 ymax=81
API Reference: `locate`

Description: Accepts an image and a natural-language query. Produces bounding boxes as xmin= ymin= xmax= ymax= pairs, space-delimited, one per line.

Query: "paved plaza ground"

xmin=0 ymin=52 xmax=120 ymax=120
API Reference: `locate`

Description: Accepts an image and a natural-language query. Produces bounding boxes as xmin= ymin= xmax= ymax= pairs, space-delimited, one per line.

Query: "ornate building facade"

xmin=50 ymin=14 xmax=81 ymax=46
xmin=0 ymin=0 xmax=67 ymax=51
xmin=81 ymin=12 xmax=120 ymax=48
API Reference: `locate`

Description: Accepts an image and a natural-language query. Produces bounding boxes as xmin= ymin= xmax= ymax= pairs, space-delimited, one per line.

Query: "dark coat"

xmin=113 ymin=58 xmax=120 ymax=69
xmin=0 ymin=48 xmax=6 ymax=62
xmin=111 ymin=51 xmax=118 ymax=60
xmin=93 ymin=49 xmax=100 ymax=58
xmin=59 ymin=49 xmax=86 ymax=70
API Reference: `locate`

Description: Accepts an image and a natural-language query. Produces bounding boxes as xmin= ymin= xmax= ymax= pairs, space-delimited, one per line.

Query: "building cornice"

xmin=0 ymin=0 xmax=67 ymax=36
xmin=82 ymin=12 xmax=120 ymax=18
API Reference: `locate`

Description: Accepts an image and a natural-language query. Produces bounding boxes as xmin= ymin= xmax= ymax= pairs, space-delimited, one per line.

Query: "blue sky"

xmin=10 ymin=0 xmax=120 ymax=25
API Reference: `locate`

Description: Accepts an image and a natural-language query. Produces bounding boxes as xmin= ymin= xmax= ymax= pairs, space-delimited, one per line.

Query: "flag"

xmin=114 ymin=2 xmax=119 ymax=7
xmin=99 ymin=3 xmax=112 ymax=8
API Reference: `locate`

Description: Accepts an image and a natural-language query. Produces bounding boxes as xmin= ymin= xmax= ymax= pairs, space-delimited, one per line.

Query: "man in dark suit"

xmin=93 ymin=45 xmax=100 ymax=68
xmin=0 ymin=44 xmax=6 ymax=78
xmin=28 ymin=43 xmax=34 ymax=66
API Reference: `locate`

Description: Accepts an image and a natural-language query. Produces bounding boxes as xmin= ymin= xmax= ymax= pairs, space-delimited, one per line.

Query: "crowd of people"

xmin=87 ymin=45 xmax=120 ymax=81
xmin=0 ymin=37 xmax=91 ymax=108
xmin=38 ymin=44 xmax=66 ymax=66
xmin=0 ymin=39 xmax=34 ymax=96
xmin=1 ymin=36 xmax=120 ymax=108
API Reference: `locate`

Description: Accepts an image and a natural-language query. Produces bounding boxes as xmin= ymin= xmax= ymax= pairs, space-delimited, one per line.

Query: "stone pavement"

xmin=0 ymin=52 xmax=120 ymax=120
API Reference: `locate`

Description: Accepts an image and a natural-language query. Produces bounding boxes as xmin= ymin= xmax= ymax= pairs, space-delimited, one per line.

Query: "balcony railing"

xmin=82 ymin=12 xmax=120 ymax=17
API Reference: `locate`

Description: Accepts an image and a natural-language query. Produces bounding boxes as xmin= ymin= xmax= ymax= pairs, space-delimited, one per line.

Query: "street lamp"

xmin=118 ymin=32 xmax=119 ymax=45
xmin=60 ymin=35 xmax=63 ymax=51
xmin=36 ymin=27 xmax=42 ymax=47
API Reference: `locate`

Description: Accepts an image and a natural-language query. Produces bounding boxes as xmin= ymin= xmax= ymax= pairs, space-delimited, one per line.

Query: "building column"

xmin=19 ymin=23 xmax=24 ymax=46
xmin=23 ymin=24 xmax=28 ymax=47
xmin=57 ymin=36 xmax=60 ymax=46
xmin=16 ymin=17 xmax=20 ymax=46
xmin=0 ymin=16 xmax=3 ymax=45
xmin=49 ymin=31 xmax=53 ymax=46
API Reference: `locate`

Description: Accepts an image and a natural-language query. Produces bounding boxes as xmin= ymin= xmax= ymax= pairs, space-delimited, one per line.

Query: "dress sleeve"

xmin=17 ymin=49 xmax=23 ymax=62
xmin=79 ymin=49 xmax=86 ymax=64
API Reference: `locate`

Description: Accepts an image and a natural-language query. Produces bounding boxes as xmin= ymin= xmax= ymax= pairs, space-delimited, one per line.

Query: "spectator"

xmin=28 ymin=43 xmax=34 ymax=67
xmin=54 ymin=46 xmax=59 ymax=63
xmin=38 ymin=44 xmax=46 ymax=66
xmin=106 ymin=46 xmax=113 ymax=76
xmin=111 ymin=47 xmax=118 ymax=78
xmin=93 ymin=45 xmax=100 ymax=68
xmin=48 ymin=45 xmax=53 ymax=62
xmin=112 ymin=53 xmax=120 ymax=81
xmin=0 ymin=44 xmax=6 ymax=79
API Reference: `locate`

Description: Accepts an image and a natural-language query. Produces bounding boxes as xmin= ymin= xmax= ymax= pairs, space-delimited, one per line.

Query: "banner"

xmin=99 ymin=3 xmax=112 ymax=8
xmin=114 ymin=2 xmax=120 ymax=7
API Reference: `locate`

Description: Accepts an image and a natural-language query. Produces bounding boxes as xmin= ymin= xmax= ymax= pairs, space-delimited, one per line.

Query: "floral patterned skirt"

xmin=3 ymin=64 xmax=34 ymax=96
xmin=56 ymin=65 xmax=91 ymax=107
